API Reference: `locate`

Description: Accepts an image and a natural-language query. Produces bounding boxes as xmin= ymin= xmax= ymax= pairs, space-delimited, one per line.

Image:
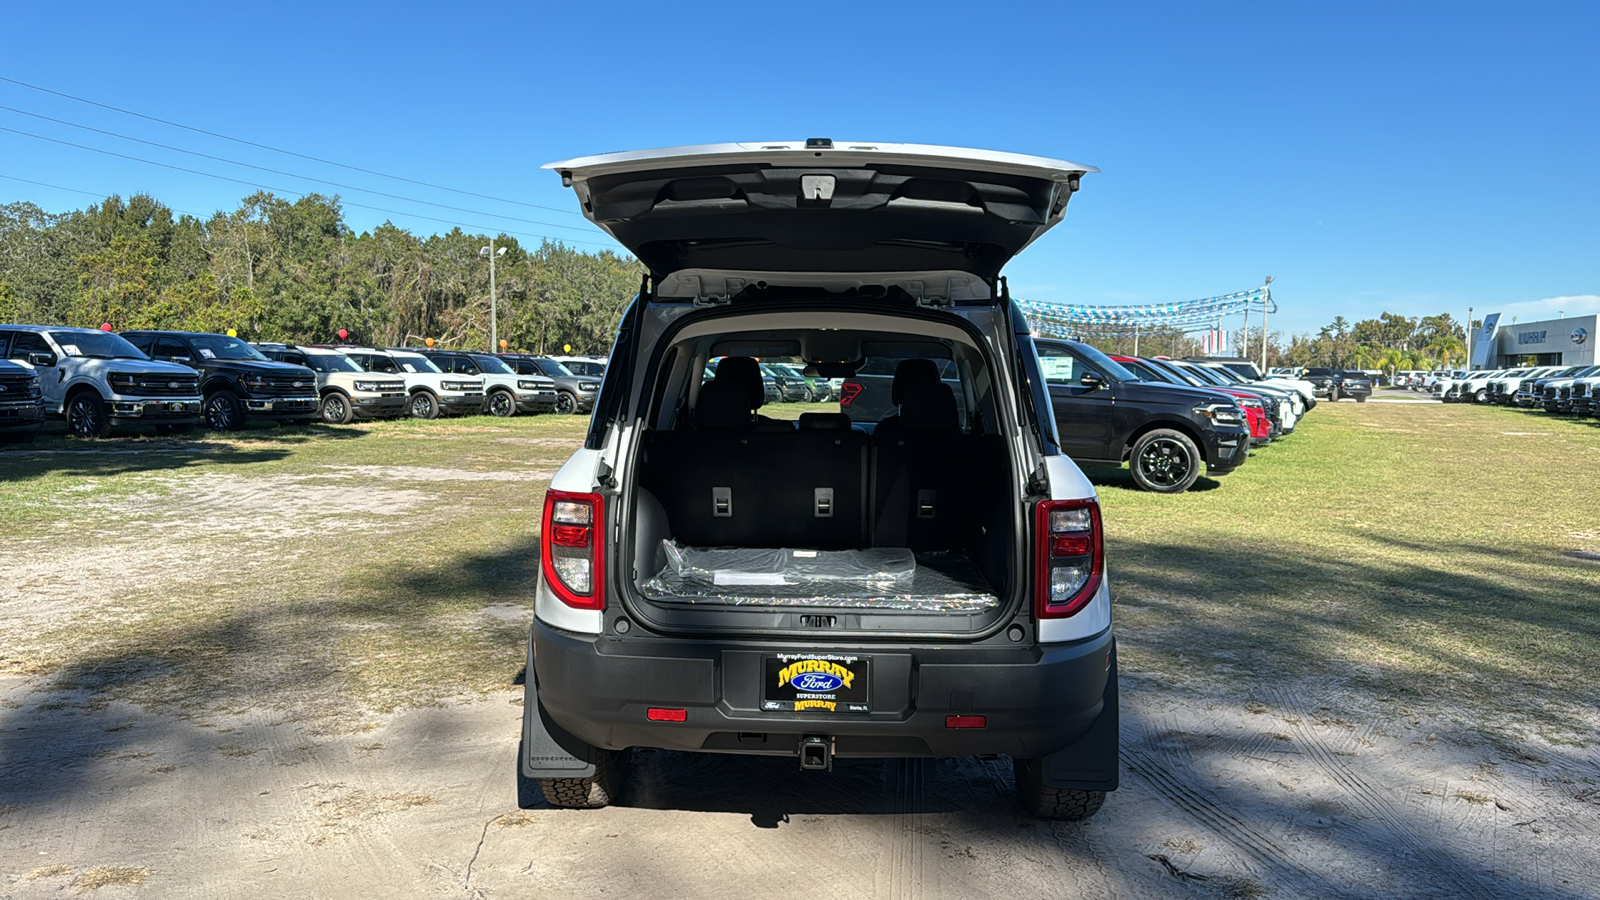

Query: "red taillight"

xmin=541 ymin=489 xmax=604 ymax=611
xmin=945 ymin=715 xmax=987 ymax=729
xmin=1034 ymin=498 xmax=1104 ymax=619
xmin=838 ymin=381 xmax=863 ymax=406
xmin=647 ymin=708 xmax=687 ymax=722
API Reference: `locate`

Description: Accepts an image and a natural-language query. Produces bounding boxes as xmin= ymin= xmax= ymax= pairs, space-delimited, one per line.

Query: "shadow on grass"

xmin=1085 ymin=466 xmax=1222 ymax=493
xmin=0 ymin=421 xmax=374 ymax=482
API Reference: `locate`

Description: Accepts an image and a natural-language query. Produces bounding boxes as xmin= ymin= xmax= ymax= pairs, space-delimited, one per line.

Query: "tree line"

xmin=0 ymin=192 xmax=643 ymax=355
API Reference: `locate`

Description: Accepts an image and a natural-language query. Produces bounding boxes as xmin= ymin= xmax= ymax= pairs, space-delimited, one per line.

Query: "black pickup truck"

xmin=1034 ymin=339 xmax=1250 ymax=493
xmin=121 ymin=331 xmax=320 ymax=430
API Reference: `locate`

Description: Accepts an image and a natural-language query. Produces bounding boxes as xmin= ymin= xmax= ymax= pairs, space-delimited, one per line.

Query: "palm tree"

xmin=1349 ymin=344 xmax=1380 ymax=372
xmin=1428 ymin=334 xmax=1466 ymax=368
xmin=1376 ymin=347 xmax=1407 ymax=383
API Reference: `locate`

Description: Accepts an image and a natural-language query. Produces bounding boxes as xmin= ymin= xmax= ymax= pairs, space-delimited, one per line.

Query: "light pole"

xmin=1261 ymin=276 xmax=1274 ymax=372
xmin=480 ymin=239 xmax=508 ymax=353
xmin=1466 ymin=305 xmax=1473 ymax=370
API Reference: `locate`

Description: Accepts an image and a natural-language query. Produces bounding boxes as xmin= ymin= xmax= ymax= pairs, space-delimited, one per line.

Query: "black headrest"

xmin=892 ymin=358 xmax=941 ymax=405
xmin=899 ymin=381 xmax=959 ymax=432
xmin=713 ymin=356 xmax=765 ymax=409
xmin=798 ymin=412 xmax=852 ymax=431
xmin=695 ymin=379 xmax=754 ymax=430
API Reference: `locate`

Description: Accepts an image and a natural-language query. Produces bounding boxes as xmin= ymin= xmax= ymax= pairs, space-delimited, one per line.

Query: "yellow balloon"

xmin=563 ymin=344 xmax=572 ymax=353
xmin=226 ymin=328 xmax=237 ymax=337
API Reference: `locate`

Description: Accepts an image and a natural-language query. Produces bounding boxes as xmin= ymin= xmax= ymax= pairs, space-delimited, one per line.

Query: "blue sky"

xmin=2 ymin=0 xmax=1595 ymax=336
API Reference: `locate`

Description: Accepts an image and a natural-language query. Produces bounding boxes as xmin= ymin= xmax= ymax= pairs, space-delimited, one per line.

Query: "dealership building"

xmin=1484 ymin=314 xmax=1596 ymax=368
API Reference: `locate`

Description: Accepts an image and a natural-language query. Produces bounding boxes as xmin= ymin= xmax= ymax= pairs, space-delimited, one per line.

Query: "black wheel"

xmin=537 ymin=748 xmax=631 ymax=809
xmin=204 ymin=391 xmax=243 ymax=431
xmin=153 ymin=424 xmax=193 ymax=436
xmin=320 ymin=392 xmax=355 ymax=425
xmin=487 ymin=389 xmax=517 ymax=418
xmin=553 ymin=392 xmax=578 ymax=415
xmin=1013 ymin=759 xmax=1107 ymax=821
xmin=66 ymin=392 xmax=111 ymax=439
xmin=1129 ymin=428 xmax=1202 ymax=494
xmin=1356 ymin=395 xmax=1367 ymax=403
xmin=409 ymin=390 xmax=441 ymax=420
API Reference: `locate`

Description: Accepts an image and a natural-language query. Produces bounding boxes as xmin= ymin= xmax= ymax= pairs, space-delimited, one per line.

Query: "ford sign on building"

xmin=1488 ymin=314 xmax=1598 ymax=368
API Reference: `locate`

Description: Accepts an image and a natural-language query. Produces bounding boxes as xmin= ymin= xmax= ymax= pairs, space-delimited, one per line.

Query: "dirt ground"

xmin=3 ymin=415 xmax=1599 ymax=898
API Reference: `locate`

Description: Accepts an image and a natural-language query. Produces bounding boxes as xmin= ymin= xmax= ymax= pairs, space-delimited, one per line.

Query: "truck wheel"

xmin=321 ymin=393 xmax=355 ymax=425
xmin=537 ymin=748 xmax=631 ymax=809
xmin=409 ymin=390 xmax=441 ymax=420
xmin=204 ymin=391 xmax=243 ymax=431
xmin=554 ymin=392 xmax=577 ymax=415
xmin=1356 ymin=395 xmax=1367 ymax=403
xmin=487 ymin=389 xmax=517 ymax=418
xmin=1474 ymin=388 xmax=1488 ymax=403
xmin=66 ymin=393 xmax=111 ymax=439
xmin=1129 ymin=429 xmax=1201 ymax=494
xmin=1013 ymin=759 xmax=1106 ymax=821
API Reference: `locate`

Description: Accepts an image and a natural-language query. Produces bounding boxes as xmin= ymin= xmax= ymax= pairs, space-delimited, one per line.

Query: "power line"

xmin=0 ymin=126 xmax=621 ymax=249
xmin=0 ymin=104 xmax=600 ymax=235
xmin=0 ymin=74 xmax=585 ymax=217
xmin=0 ymin=173 xmax=207 ymax=217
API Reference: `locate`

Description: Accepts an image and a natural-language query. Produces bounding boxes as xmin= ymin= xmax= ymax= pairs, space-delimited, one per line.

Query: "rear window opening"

xmin=617 ymin=316 xmax=1024 ymax=636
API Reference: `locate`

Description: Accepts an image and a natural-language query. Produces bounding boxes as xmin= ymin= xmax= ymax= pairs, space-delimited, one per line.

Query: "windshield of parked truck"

xmin=392 ymin=354 xmax=443 ymax=374
xmin=306 ymin=353 xmax=364 ymax=374
xmin=189 ymin=334 xmax=268 ymax=361
xmin=471 ymin=355 xmax=517 ymax=376
xmin=47 ymin=331 xmax=147 ymax=360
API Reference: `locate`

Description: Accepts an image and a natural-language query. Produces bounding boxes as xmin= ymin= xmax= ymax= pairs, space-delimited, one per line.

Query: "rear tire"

xmin=321 ymin=392 xmax=355 ymax=425
xmin=409 ymin=390 xmax=441 ymax=420
xmin=1128 ymin=428 xmax=1202 ymax=494
xmin=537 ymin=748 xmax=631 ymax=809
xmin=1356 ymin=395 xmax=1367 ymax=403
xmin=1013 ymin=759 xmax=1106 ymax=821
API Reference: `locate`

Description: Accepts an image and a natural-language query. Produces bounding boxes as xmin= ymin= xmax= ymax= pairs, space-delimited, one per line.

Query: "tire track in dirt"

xmin=1126 ymin=716 xmax=1336 ymax=899
xmin=1265 ymin=685 xmax=1500 ymax=900
xmin=885 ymin=758 xmax=926 ymax=900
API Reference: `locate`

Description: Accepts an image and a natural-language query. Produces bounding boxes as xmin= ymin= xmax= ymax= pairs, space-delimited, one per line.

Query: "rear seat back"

xmin=640 ymin=428 xmax=868 ymax=549
xmin=871 ymin=377 xmax=992 ymax=552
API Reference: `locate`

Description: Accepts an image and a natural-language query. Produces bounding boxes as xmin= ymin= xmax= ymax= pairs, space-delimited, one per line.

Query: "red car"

xmin=1111 ymin=356 xmax=1272 ymax=444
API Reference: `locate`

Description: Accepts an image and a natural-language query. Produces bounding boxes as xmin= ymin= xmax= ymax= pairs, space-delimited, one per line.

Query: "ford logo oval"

xmin=792 ymin=672 xmax=845 ymax=693
xmin=1574 ymin=327 xmax=1588 ymax=346
xmin=168 ymin=382 xmax=179 ymax=389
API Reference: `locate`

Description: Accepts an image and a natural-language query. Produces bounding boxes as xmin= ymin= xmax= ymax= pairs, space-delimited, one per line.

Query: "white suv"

xmin=517 ymin=140 xmax=1117 ymax=822
xmin=252 ymin=344 xmax=409 ymax=424
xmin=337 ymin=347 xmax=485 ymax=419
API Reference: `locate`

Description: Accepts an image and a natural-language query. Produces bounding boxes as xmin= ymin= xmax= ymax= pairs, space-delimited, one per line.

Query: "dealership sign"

xmin=1574 ymin=327 xmax=1589 ymax=345
xmin=1518 ymin=330 xmax=1547 ymax=345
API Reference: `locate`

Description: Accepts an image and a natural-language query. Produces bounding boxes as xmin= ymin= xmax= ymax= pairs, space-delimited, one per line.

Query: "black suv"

xmin=1035 ymin=340 xmax=1250 ymax=493
xmin=1328 ymin=371 xmax=1373 ymax=402
xmin=122 ymin=331 xmax=319 ymax=430
xmin=0 ymin=359 xmax=46 ymax=443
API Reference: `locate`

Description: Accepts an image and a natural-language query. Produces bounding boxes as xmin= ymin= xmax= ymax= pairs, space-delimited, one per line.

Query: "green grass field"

xmin=3 ymin=400 xmax=1597 ymax=747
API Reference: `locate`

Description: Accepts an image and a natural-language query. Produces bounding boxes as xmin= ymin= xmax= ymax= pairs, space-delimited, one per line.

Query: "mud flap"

xmin=520 ymin=665 xmax=598 ymax=778
xmin=1020 ymin=644 xmax=1119 ymax=791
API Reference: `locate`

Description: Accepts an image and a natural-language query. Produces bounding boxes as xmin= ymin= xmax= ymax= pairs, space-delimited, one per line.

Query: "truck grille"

xmin=1575 ymin=383 xmax=1591 ymax=399
xmin=250 ymin=375 xmax=317 ymax=396
xmin=112 ymin=373 xmax=201 ymax=396
xmin=0 ymin=374 xmax=39 ymax=399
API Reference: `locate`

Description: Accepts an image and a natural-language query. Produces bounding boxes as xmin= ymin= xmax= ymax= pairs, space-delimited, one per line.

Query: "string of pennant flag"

xmin=1017 ymin=286 xmax=1275 ymax=338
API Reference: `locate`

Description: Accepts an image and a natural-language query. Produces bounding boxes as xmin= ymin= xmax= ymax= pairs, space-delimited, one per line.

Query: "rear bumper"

xmin=531 ymin=619 xmax=1115 ymax=760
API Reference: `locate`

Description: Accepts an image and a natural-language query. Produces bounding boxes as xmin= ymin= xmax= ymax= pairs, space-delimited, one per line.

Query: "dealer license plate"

xmin=762 ymin=653 xmax=870 ymax=714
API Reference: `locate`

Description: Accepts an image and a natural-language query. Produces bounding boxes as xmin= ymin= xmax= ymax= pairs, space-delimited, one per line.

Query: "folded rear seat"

xmin=638 ymin=365 xmax=867 ymax=550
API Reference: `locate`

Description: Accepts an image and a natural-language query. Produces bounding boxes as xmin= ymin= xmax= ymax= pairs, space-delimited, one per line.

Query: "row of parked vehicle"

xmin=1434 ymin=364 xmax=1600 ymax=413
xmin=0 ymin=324 xmax=609 ymax=440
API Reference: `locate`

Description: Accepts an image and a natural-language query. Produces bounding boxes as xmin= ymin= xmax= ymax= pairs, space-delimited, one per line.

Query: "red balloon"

xmin=100 ymin=322 xmax=113 ymax=332
xmin=337 ymin=329 xmax=349 ymax=340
